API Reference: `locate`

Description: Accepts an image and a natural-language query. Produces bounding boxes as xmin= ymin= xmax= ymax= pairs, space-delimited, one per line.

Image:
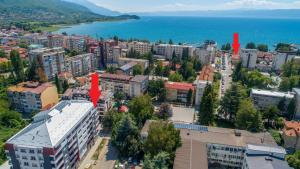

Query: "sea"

xmin=55 ymin=16 xmax=300 ymax=48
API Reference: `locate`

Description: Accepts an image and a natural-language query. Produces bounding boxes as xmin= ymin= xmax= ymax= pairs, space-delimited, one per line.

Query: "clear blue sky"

xmin=89 ymin=0 xmax=300 ymax=12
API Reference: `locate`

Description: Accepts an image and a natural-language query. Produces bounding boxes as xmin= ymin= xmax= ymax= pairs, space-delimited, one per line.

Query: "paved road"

xmin=94 ymin=141 xmax=118 ymax=169
xmin=79 ymin=136 xmax=103 ymax=169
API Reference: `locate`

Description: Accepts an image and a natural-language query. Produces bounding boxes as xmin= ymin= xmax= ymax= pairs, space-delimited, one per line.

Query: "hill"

xmin=0 ymin=0 xmax=139 ymax=30
xmin=63 ymin=0 xmax=121 ymax=16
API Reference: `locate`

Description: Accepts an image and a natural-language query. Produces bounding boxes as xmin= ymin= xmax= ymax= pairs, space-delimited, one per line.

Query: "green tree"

xmin=221 ymin=43 xmax=231 ymax=51
xmin=192 ymin=58 xmax=202 ymax=71
xmin=10 ymin=50 xmax=25 ymax=82
xmin=106 ymin=66 xmax=116 ymax=74
xmin=162 ymin=65 xmax=171 ymax=77
xmin=62 ymin=80 xmax=69 ymax=93
xmin=129 ymin=95 xmax=154 ymax=127
xmin=179 ymin=61 xmax=196 ymax=81
xmin=198 ymin=84 xmax=215 ymax=125
xmin=155 ymin=61 xmax=164 ymax=76
xmin=287 ymin=98 xmax=296 ymax=120
xmin=182 ymin=48 xmax=189 ymax=61
xmin=111 ymin=114 xmax=142 ymax=158
xmin=232 ymin=61 xmax=242 ymax=82
xmin=148 ymin=79 xmax=166 ymax=101
xmin=276 ymin=43 xmax=291 ymax=52
xmin=157 ymin=103 xmax=172 ymax=120
xmin=219 ymin=83 xmax=248 ymax=122
xmin=235 ymin=99 xmax=263 ymax=132
xmin=102 ymin=110 xmax=123 ymax=130
xmin=277 ymin=97 xmax=287 ymax=112
xmin=187 ymin=89 xmax=193 ymax=105
xmin=0 ymin=49 xmax=6 ymax=58
xmin=168 ymin=39 xmax=173 ymax=45
xmin=128 ymin=48 xmax=140 ymax=58
xmin=171 ymin=51 xmax=177 ymax=71
xmin=263 ymin=106 xmax=279 ymax=127
xmin=144 ymin=121 xmax=181 ymax=166
xmin=133 ymin=64 xmax=143 ymax=75
xmin=168 ymin=72 xmax=183 ymax=82
xmin=257 ymin=44 xmax=268 ymax=52
xmin=143 ymin=152 xmax=170 ymax=169
xmin=286 ymin=150 xmax=300 ymax=169
xmin=246 ymin=42 xmax=256 ymax=49
xmin=282 ymin=59 xmax=300 ymax=77
xmin=54 ymin=74 xmax=62 ymax=93
xmin=27 ymin=59 xmax=38 ymax=81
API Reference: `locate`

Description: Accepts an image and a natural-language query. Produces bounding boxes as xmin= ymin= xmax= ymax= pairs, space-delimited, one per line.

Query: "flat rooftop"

xmin=7 ymin=82 xmax=54 ymax=94
xmin=6 ymin=100 xmax=94 ymax=148
xmin=251 ymin=89 xmax=294 ymax=99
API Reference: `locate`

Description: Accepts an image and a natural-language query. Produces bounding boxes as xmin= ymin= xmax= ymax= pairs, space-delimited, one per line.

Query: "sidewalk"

xmin=78 ymin=136 xmax=102 ymax=169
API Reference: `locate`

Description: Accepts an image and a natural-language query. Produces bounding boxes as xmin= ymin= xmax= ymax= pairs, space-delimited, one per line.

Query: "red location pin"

xmin=89 ymin=73 xmax=101 ymax=108
xmin=232 ymin=33 xmax=240 ymax=55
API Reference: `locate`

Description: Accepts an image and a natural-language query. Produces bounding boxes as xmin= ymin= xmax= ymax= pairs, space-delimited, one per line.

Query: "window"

xmin=31 ymin=156 xmax=36 ymax=160
xmin=29 ymin=149 xmax=35 ymax=154
xmin=22 ymin=156 xmax=27 ymax=160
xmin=20 ymin=149 xmax=26 ymax=153
xmin=37 ymin=150 xmax=42 ymax=154
xmin=32 ymin=163 xmax=38 ymax=167
xmin=24 ymin=162 xmax=29 ymax=166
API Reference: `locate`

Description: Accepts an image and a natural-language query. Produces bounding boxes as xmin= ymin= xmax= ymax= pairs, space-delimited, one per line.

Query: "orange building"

xmin=165 ymin=81 xmax=195 ymax=103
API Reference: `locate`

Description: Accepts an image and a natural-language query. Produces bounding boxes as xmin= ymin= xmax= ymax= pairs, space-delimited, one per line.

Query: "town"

xmin=1 ymin=27 xmax=300 ymax=169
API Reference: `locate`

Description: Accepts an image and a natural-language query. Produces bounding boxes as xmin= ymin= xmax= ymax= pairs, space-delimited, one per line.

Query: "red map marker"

xmin=232 ymin=33 xmax=240 ymax=55
xmin=89 ymin=73 xmax=101 ymax=108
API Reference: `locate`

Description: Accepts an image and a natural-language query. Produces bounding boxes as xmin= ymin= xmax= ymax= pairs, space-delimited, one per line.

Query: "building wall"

xmin=166 ymin=88 xmax=178 ymax=102
xmin=250 ymin=91 xmax=293 ymax=110
xmin=240 ymin=49 xmax=257 ymax=69
xmin=272 ymin=52 xmax=296 ymax=71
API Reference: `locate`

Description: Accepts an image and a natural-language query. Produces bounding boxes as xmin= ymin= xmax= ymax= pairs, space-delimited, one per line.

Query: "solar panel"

xmin=173 ymin=123 xmax=208 ymax=132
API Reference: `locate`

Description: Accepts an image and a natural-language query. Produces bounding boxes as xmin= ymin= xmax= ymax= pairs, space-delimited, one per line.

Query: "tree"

xmin=144 ymin=121 xmax=181 ymax=166
xmin=245 ymin=42 xmax=256 ymax=49
xmin=10 ymin=50 xmax=25 ymax=82
xmin=179 ymin=61 xmax=196 ymax=81
xmin=286 ymin=150 xmax=300 ymax=169
xmin=111 ymin=114 xmax=142 ymax=158
xmin=171 ymin=51 xmax=177 ymax=70
xmin=0 ymin=49 xmax=6 ymax=58
xmin=276 ymin=43 xmax=291 ymax=52
xmin=162 ymin=65 xmax=171 ymax=77
xmin=133 ymin=64 xmax=143 ymax=75
xmin=157 ymin=103 xmax=172 ymax=120
xmin=263 ymin=106 xmax=279 ymax=127
xmin=221 ymin=43 xmax=231 ymax=51
xmin=128 ymin=48 xmax=140 ymax=58
xmin=27 ymin=59 xmax=38 ymax=81
xmin=114 ymin=91 xmax=125 ymax=108
xmin=168 ymin=72 xmax=183 ymax=82
xmin=54 ymin=74 xmax=62 ymax=93
xmin=155 ymin=61 xmax=164 ymax=76
xmin=219 ymin=83 xmax=248 ymax=122
xmin=232 ymin=61 xmax=242 ymax=82
xmin=148 ymin=79 xmax=166 ymax=101
xmin=192 ymin=58 xmax=202 ymax=71
xmin=257 ymin=44 xmax=268 ymax=52
xmin=287 ymin=98 xmax=296 ymax=120
xmin=168 ymin=39 xmax=173 ymax=45
xmin=277 ymin=97 xmax=287 ymax=112
xmin=235 ymin=99 xmax=263 ymax=132
xmin=102 ymin=110 xmax=123 ymax=130
xmin=187 ymin=89 xmax=193 ymax=105
xmin=106 ymin=66 xmax=116 ymax=74
xmin=182 ymin=48 xmax=189 ymax=61
xmin=62 ymin=80 xmax=69 ymax=93
xmin=282 ymin=59 xmax=300 ymax=77
xmin=143 ymin=152 xmax=170 ymax=169
xmin=129 ymin=95 xmax=154 ymax=127
xmin=198 ymin=84 xmax=215 ymax=125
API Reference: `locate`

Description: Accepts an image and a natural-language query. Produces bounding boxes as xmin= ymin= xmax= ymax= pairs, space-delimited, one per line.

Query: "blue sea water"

xmin=56 ymin=16 xmax=300 ymax=48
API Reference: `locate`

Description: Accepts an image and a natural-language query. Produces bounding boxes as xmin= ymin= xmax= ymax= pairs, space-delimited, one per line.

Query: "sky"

xmin=88 ymin=0 xmax=300 ymax=12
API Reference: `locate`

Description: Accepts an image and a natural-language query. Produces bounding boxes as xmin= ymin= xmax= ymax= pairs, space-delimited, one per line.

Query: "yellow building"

xmin=7 ymin=81 xmax=59 ymax=114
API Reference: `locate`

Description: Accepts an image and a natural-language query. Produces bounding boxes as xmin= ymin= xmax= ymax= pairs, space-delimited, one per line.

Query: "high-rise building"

xmin=240 ymin=49 xmax=258 ymax=69
xmin=48 ymin=34 xmax=64 ymax=48
xmin=64 ymin=53 xmax=96 ymax=77
xmin=5 ymin=100 xmax=99 ymax=169
xmin=128 ymin=41 xmax=152 ymax=55
xmin=272 ymin=51 xmax=297 ymax=71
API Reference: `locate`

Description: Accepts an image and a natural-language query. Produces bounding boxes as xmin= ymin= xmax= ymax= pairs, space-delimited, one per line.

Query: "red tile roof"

xmin=165 ymin=82 xmax=195 ymax=91
xmin=283 ymin=120 xmax=300 ymax=137
xmin=101 ymin=73 xmax=132 ymax=81
xmin=198 ymin=65 xmax=214 ymax=82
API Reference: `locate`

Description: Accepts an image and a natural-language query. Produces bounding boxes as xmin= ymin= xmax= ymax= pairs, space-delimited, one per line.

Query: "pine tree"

xmin=10 ymin=50 xmax=25 ymax=82
xmin=187 ymin=89 xmax=193 ymax=105
xmin=198 ymin=84 xmax=215 ymax=125
xmin=54 ymin=74 xmax=62 ymax=93
xmin=27 ymin=59 xmax=38 ymax=81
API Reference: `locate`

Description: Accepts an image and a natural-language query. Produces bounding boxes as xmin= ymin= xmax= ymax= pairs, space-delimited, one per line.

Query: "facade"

xmin=165 ymin=81 xmax=195 ymax=103
xmin=172 ymin=123 xmax=288 ymax=169
xmin=240 ymin=49 xmax=258 ymax=69
xmin=99 ymin=40 xmax=120 ymax=68
xmin=7 ymin=82 xmax=59 ymax=114
xmin=242 ymin=144 xmax=291 ymax=169
xmin=194 ymin=65 xmax=214 ymax=107
xmin=47 ymin=34 xmax=64 ymax=48
xmin=282 ymin=120 xmax=300 ymax=151
xmin=250 ymin=89 xmax=294 ymax=110
xmin=64 ymin=53 xmax=96 ymax=77
xmin=129 ymin=75 xmax=149 ymax=98
xmin=128 ymin=41 xmax=152 ymax=55
xmin=29 ymin=47 xmax=65 ymax=80
xmin=65 ymin=36 xmax=86 ymax=53
xmin=118 ymin=57 xmax=149 ymax=70
xmin=272 ymin=51 xmax=297 ymax=71
xmin=154 ymin=44 xmax=194 ymax=60
xmin=117 ymin=62 xmax=137 ymax=75
xmin=100 ymin=73 xmax=132 ymax=97
xmin=293 ymin=88 xmax=300 ymax=119
xmin=194 ymin=45 xmax=216 ymax=65
xmin=5 ymin=100 xmax=99 ymax=169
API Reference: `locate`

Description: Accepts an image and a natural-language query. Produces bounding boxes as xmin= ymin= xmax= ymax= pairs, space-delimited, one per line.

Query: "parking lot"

xmin=170 ymin=105 xmax=196 ymax=123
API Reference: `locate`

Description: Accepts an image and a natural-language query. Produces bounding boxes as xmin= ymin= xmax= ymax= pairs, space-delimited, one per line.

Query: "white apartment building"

xmin=5 ymin=100 xmax=99 ymax=169
xmin=272 ymin=51 xmax=297 ymax=71
xmin=250 ymin=89 xmax=294 ymax=110
xmin=65 ymin=36 xmax=86 ymax=53
xmin=129 ymin=75 xmax=149 ymax=98
xmin=293 ymin=88 xmax=300 ymax=119
xmin=128 ymin=41 xmax=152 ymax=55
xmin=64 ymin=53 xmax=96 ymax=77
xmin=240 ymin=49 xmax=258 ymax=69
xmin=154 ymin=44 xmax=194 ymax=60
xmin=194 ymin=47 xmax=214 ymax=65
xmin=29 ymin=47 xmax=65 ymax=80
xmin=48 ymin=34 xmax=64 ymax=48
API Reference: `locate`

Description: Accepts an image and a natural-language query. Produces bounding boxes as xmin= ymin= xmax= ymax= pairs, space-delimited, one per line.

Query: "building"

xmin=99 ymin=40 xmax=120 ymax=68
xmin=194 ymin=65 xmax=214 ymax=107
xmin=117 ymin=62 xmax=137 ymax=75
xmin=47 ymin=34 xmax=64 ymax=48
xmin=154 ymin=44 xmax=194 ymax=60
xmin=7 ymin=82 xmax=59 ymax=114
xmin=242 ymin=144 xmax=292 ymax=169
xmin=240 ymin=49 xmax=258 ymax=69
xmin=194 ymin=44 xmax=216 ymax=65
xmin=250 ymin=89 xmax=294 ymax=110
xmin=129 ymin=75 xmax=149 ymax=97
xmin=29 ymin=47 xmax=65 ymax=80
xmin=5 ymin=100 xmax=99 ymax=169
xmin=272 ymin=51 xmax=297 ymax=71
xmin=165 ymin=81 xmax=195 ymax=103
xmin=128 ymin=41 xmax=152 ymax=55
xmin=65 ymin=36 xmax=86 ymax=53
xmin=118 ymin=57 xmax=149 ymax=70
xmin=171 ymin=123 xmax=289 ymax=169
xmin=282 ymin=120 xmax=300 ymax=151
xmin=64 ymin=53 xmax=96 ymax=77
xmin=98 ymin=91 xmax=113 ymax=121
xmin=100 ymin=73 xmax=132 ymax=97
xmin=293 ymin=88 xmax=300 ymax=119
